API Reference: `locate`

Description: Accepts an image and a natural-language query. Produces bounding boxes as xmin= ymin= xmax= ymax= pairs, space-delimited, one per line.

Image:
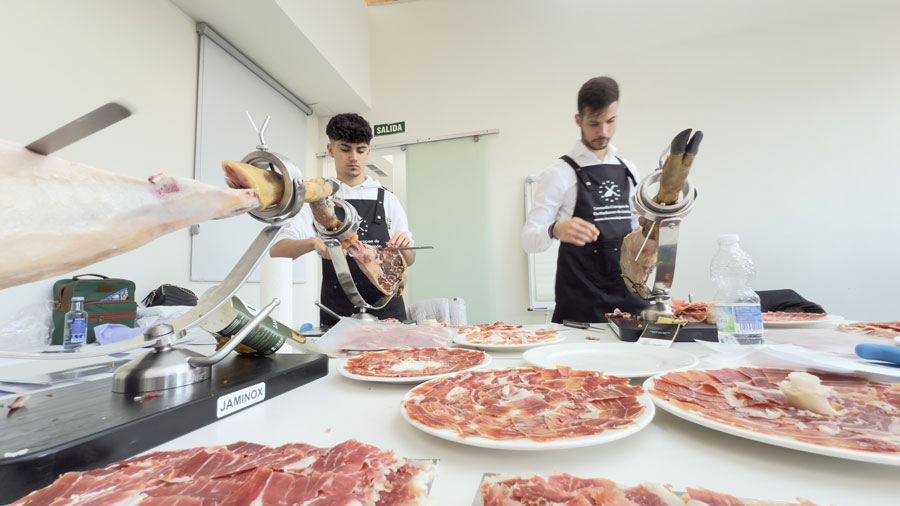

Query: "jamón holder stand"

xmin=631 ymin=158 xmax=699 ymax=323
xmin=313 ymin=198 xmax=398 ymax=321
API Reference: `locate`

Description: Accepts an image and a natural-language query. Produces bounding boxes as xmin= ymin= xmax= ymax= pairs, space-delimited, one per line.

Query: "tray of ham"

xmin=9 ymin=439 xmax=436 ymax=505
xmin=401 ymin=366 xmax=654 ymax=450
xmin=763 ymin=312 xmax=843 ymax=328
xmin=472 ymin=472 xmax=825 ymax=506
xmin=449 ymin=323 xmax=566 ymax=350
xmin=316 ymin=317 xmax=456 ymax=357
xmin=338 ymin=347 xmax=491 ymax=383
xmin=644 ymin=367 xmax=900 ymax=465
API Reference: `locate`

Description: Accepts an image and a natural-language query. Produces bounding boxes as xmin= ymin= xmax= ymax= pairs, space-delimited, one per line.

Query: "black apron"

xmin=320 ymin=187 xmax=407 ymax=326
xmin=551 ymin=155 xmax=648 ymax=324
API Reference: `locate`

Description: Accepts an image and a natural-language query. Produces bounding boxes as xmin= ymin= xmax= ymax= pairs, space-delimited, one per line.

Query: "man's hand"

xmin=387 ymin=231 xmax=416 ymax=266
xmin=385 ymin=231 xmax=412 ymax=249
xmin=313 ymin=237 xmax=332 ymax=260
xmin=554 ymin=217 xmax=600 ymax=246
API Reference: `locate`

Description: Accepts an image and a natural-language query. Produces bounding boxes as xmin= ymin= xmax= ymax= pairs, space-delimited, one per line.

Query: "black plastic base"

xmin=0 ymin=353 xmax=328 ymax=504
xmin=608 ymin=317 xmax=718 ymax=342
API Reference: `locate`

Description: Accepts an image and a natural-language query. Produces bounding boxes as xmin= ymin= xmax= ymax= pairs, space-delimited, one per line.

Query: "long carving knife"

xmin=25 ymin=102 xmax=132 ymax=155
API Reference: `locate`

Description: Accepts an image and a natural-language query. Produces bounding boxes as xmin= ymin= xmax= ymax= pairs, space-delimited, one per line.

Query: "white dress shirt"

xmin=521 ymin=141 xmax=640 ymax=253
xmin=279 ymin=176 xmax=413 ymax=244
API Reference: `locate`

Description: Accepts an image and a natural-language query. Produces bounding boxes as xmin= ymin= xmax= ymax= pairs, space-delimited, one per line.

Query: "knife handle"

xmin=855 ymin=344 xmax=900 ymax=365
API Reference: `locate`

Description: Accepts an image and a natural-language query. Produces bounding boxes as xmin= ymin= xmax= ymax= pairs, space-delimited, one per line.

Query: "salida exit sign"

xmin=374 ymin=121 xmax=405 ymax=136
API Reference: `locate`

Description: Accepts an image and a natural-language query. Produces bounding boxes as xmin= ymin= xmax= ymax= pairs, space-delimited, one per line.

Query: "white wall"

xmin=368 ymin=0 xmax=900 ymax=322
xmin=0 ymin=0 xmax=323 ymax=329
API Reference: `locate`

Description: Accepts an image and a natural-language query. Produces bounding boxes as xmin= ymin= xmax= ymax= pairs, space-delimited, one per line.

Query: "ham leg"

xmin=620 ymin=129 xmax=702 ymax=296
xmin=0 ymin=140 xmax=260 ymax=290
xmin=224 ymin=160 xmax=408 ymax=296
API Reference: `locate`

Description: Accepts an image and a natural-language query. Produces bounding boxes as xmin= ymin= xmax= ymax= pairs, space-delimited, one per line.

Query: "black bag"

xmin=51 ymin=274 xmax=137 ymax=345
xmin=142 ymin=284 xmax=198 ymax=307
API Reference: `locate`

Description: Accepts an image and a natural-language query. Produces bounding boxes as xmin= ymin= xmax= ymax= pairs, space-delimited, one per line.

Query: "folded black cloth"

xmin=756 ymin=289 xmax=825 ymax=314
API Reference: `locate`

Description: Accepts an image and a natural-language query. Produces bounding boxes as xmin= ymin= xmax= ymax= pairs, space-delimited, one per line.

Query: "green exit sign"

xmin=374 ymin=121 xmax=405 ymax=136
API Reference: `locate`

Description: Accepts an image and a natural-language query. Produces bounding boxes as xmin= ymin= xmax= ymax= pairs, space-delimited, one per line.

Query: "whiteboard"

xmin=525 ymin=176 xmax=558 ymax=311
xmin=191 ymin=29 xmax=309 ymax=282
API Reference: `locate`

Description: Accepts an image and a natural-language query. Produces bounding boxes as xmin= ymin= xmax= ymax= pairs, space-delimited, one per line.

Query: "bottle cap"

xmin=717 ymin=233 xmax=740 ymax=244
xmin=71 ymin=296 xmax=85 ymax=301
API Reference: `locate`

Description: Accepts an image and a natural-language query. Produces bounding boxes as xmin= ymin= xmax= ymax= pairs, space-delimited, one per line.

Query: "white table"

xmin=2 ymin=327 xmax=897 ymax=505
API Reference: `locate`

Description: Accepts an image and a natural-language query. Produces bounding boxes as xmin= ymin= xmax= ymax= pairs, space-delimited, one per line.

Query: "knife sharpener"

xmin=313 ymin=198 xmax=400 ymax=321
xmin=631 ymin=168 xmax=699 ymax=322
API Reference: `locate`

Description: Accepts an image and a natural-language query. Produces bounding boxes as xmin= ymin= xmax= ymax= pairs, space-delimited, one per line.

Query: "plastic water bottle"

xmin=63 ymin=296 xmax=88 ymax=351
xmin=710 ymin=234 xmax=764 ymax=345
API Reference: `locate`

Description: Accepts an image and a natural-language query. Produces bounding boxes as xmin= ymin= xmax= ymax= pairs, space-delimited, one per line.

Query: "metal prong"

xmin=245 ymin=111 xmax=259 ymax=134
xmin=634 ymin=222 xmax=656 ymax=261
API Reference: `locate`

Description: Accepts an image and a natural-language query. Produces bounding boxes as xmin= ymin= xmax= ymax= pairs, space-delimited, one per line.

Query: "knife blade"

xmin=25 ymin=102 xmax=132 ymax=155
xmin=379 ymin=246 xmax=434 ymax=251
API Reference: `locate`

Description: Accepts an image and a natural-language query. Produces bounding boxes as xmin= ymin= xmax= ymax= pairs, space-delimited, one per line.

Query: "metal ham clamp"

xmin=0 ymin=111 xmax=308 ymax=393
xmin=621 ymin=128 xmax=703 ymax=322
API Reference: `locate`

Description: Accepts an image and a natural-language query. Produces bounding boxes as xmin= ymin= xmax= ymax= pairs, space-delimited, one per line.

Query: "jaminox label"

xmin=217 ymin=382 xmax=266 ymax=418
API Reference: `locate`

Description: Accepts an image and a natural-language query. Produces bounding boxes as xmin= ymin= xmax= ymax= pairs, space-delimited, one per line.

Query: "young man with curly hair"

xmin=272 ymin=113 xmax=414 ymax=326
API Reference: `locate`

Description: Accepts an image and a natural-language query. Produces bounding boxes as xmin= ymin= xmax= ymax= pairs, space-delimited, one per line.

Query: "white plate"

xmin=401 ymin=374 xmax=655 ymax=451
xmin=452 ymin=325 xmax=566 ymax=350
xmin=762 ymin=314 xmax=844 ymax=328
xmin=337 ymin=352 xmax=491 ymax=384
xmin=523 ymin=343 xmax=699 ymax=378
xmin=643 ymin=375 xmax=900 ymax=466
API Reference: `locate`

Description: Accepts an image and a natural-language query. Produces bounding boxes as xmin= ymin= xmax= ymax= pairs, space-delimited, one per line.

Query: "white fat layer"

xmin=504 ymin=388 xmax=534 ymax=402
xmin=818 ymin=424 xmax=841 ymax=436
xmin=389 ymin=359 xmax=445 ymax=373
xmin=778 ymin=372 xmax=838 ymax=416
xmin=283 ymin=454 xmax=318 ymax=470
xmin=483 ymin=472 xmax=541 ymax=485
xmin=446 ymin=385 xmax=469 ymax=400
xmin=640 ymin=483 xmax=685 ymax=506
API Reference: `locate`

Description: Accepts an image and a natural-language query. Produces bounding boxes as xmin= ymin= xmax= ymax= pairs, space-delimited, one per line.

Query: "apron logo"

xmin=597 ymin=179 xmax=622 ymax=203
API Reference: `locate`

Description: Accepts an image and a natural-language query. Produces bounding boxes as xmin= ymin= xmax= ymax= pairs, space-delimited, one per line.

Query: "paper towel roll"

xmin=260 ymin=256 xmax=293 ymax=328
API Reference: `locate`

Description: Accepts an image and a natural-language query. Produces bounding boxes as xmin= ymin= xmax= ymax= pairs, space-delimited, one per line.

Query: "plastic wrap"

xmin=315 ymin=317 xmax=456 ymax=357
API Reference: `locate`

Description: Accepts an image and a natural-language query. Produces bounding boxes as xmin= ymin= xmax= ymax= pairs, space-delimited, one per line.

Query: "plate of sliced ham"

xmin=644 ymin=367 xmax=900 ymax=465
xmin=449 ymin=323 xmax=566 ymax=350
xmin=401 ymin=366 xmax=654 ymax=450
xmin=762 ymin=312 xmax=843 ymax=328
xmin=473 ymin=472 xmax=826 ymax=506
xmin=523 ymin=343 xmax=698 ymax=378
xmin=838 ymin=320 xmax=900 ymax=339
xmin=338 ymin=347 xmax=491 ymax=383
